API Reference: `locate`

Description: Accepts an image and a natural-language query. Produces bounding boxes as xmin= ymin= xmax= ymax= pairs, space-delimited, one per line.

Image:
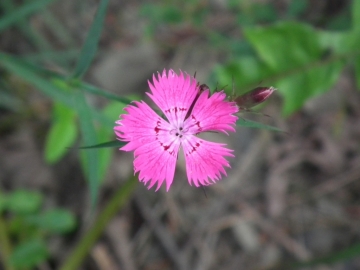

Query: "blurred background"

xmin=1 ymin=0 xmax=360 ymax=269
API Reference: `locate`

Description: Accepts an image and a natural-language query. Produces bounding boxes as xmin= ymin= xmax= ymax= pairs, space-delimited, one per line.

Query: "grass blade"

xmin=237 ymin=118 xmax=285 ymax=133
xmin=0 ymin=53 xmax=72 ymax=107
xmin=59 ymin=178 xmax=137 ymax=270
xmin=77 ymin=140 xmax=125 ymax=149
xmin=0 ymin=0 xmax=56 ymax=33
xmin=23 ymin=50 xmax=79 ymax=64
xmin=72 ymin=0 xmax=110 ymax=78
xmin=72 ymin=89 xmax=100 ymax=208
xmin=79 ymin=81 xmax=132 ymax=104
xmin=0 ymin=53 xmax=116 ymax=128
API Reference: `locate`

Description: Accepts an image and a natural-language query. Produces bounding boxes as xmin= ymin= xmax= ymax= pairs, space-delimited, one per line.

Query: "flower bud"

xmin=234 ymin=86 xmax=275 ymax=109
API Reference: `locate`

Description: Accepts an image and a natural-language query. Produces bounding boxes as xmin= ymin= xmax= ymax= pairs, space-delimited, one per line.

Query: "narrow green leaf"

xmin=9 ymin=55 xmax=64 ymax=78
xmin=72 ymin=0 xmax=110 ymax=78
xmin=73 ymin=89 xmax=99 ymax=208
xmin=78 ymin=140 xmax=125 ymax=149
xmin=75 ymin=80 xmax=132 ymax=104
xmin=44 ymin=102 xmax=78 ymax=164
xmin=0 ymin=0 xmax=56 ymax=33
xmin=79 ymin=100 xmax=130 ymax=181
xmin=26 ymin=209 xmax=76 ymax=234
xmin=10 ymin=239 xmax=48 ymax=268
xmin=0 ymin=54 xmax=73 ymax=107
xmin=236 ymin=118 xmax=284 ymax=132
xmin=1 ymin=0 xmax=53 ymax=52
xmin=0 ymin=53 xmax=115 ymax=127
xmin=96 ymin=136 xmax=115 ymax=181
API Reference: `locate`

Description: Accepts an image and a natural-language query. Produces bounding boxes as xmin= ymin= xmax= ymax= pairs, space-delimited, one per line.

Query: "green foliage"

xmin=0 ymin=195 xmax=7 ymax=212
xmin=287 ymin=0 xmax=308 ymax=18
xmin=0 ymin=190 xmax=76 ymax=269
xmin=245 ymin=22 xmax=322 ymax=71
xmin=140 ymin=1 xmax=208 ymax=36
xmin=0 ymin=0 xmax=56 ymax=33
xmin=355 ymin=56 xmax=360 ymax=89
xmin=142 ymin=4 xmax=183 ymax=24
xmin=353 ymin=0 xmax=360 ymax=32
xmin=352 ymin=0 xmax=360 ymax=88
xmin=326 ymin=10 xmax=352 ymax=31
xmin=72 ymin=0 xmax=110 ymax=78
xmin=234 ymin=2 xmax=278 ymax=25
xmin=78 ymin=81 xmax=132 ymax=104
xmin=69 ymin=0 xmax=113 ymax=206
xmin=139 ymin=0 xmax=358 ymax=116
xmin=0 ymin=0 xmax=137 ymax=268
xmin=0 ymin=54 xmax=73 ymax=107
xmin=96 ymin=101 xmax=130 ymax=180
xmin=1 ymin=0 xmax=360 ymax=268
xmin=6 ymin=190 xmax=43 ymax=215
xmin=236 ymin=118 xmax=284 ymax=133
xmin=79 ymin=99 xmax=134 ymax=185
xmin=214 ymin=19 xmax=357 ymax=116
xmin=253 ymin=22 xmax=344 ymax=114
xmin=78 ymin=140 xmax=126 ymax=149
xmin=10 ymin=239 xmax=49 ymax=268
xmin=141 ymin=0 xmax=276 ymax=34
xmin=26 ymin=209 xmax=76 ymax=234
xmin=0 ymin=53 xmax=129 ymax=207
xmin=44 ymin=102 xmax=77 ymax=164
xmin=73 ymin=88 xmax=100 ymax=208
xmin=58 ymin=178 xmax=137 ymax=270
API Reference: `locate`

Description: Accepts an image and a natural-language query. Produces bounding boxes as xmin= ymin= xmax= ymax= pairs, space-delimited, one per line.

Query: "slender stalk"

xmin=0 ymin=215 xmax=14 ymax=270
xmin=59 ymin=177 xmax=137 ymax=270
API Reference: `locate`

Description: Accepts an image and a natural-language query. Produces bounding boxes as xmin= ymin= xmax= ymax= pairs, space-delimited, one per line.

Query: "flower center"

xmin=170 ymin=126 xmax=188 ymax=139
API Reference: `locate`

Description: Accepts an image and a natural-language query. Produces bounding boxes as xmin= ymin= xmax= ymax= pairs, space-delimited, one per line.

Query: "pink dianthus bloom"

xmin=114 ymin=69 xmax=238 ymax=191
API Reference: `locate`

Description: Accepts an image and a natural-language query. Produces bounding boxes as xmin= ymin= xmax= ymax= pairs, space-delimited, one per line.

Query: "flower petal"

xmin=134 ymin=141 xmax=180 ymax=191
xmin=147 ymin=69 xmax=198 ymax=126
xmin=181 ymin=136 xmax=234 ymax=187
xmin=114 ymin=101 xmax=172 ymax=151
xmin=184 ymin=89 xmax=238 ymax=135
xmin=114 ymin=100 xmax=180 ymax=191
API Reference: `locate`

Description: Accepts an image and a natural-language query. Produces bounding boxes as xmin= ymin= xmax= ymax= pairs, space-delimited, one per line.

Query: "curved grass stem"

xmin=59 ymin=177 xmax=137 ymax=270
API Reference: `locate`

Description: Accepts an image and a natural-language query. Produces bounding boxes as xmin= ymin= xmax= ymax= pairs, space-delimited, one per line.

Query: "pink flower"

xmin=114 ymin=69 xmax=238 ymax=191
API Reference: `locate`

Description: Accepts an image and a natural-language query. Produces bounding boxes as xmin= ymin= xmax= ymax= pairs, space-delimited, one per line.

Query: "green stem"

xmin=59 ymin=177 xmax=137 ymax=270
xmin=0 ymin=215 xmax=14 ymax=270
